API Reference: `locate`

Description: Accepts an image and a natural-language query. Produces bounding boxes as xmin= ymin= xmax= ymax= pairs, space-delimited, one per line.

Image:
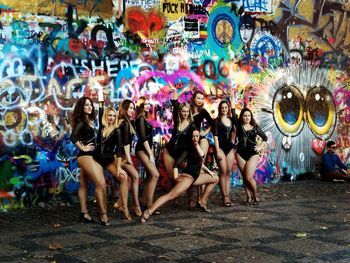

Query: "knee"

xmin=119 ymin=173 xmax=128 ymax=183
xmin=214 ymin=175 xmax=219 ymax=184
xmin=95 ymin=179 xmax=106 ymax=190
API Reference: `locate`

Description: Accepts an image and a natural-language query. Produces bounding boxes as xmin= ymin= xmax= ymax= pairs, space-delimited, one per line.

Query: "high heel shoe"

xmin=99 ymin=213 xmax=110 ymax=226
xmin=79 ymin=212 xmax=96 ymax=223
xmin=196 ymin=202 xmax=211 ymax=212
xmin=133 ymin=206 xmax=143 ymax=217
xmin=140 ymin=210 xmax=151 ymax=223
xmin=246 ymin=197 xmax=253 ymax=206
xmin=222 ymin=196 xmax=233 ymax=207
xmin=120 ymin=207 xmax=132 ymax=221
xmin=252 ymin=197 xmax=260 ymax=206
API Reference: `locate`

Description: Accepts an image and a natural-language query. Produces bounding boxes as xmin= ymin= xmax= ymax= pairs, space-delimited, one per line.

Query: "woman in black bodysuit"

xmin=190 ymin=90 xmax=213 ymax=158
xmin=117 ymin=99 xmax=142 ymax=216
xmin=140 ymin=129 xmax=219 ymax=223
xmin=70 ymin=96 xmax=109 ymax=225
xmin=213 ymin=100 xmax=237 ymax=207
xmin=135 ymin=96 xmax=159 ymax=211
xmin=163 ymin=86 xmax=195 ymax=180
xmin=95 ymin=103 xmax=131 ymax=221
xmin=231 ymin=98 xmax=267 ymax=205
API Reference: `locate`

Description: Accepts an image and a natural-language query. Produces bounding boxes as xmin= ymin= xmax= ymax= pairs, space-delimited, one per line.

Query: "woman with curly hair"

xmin=70 ymin=96 xmax=109 ymax=225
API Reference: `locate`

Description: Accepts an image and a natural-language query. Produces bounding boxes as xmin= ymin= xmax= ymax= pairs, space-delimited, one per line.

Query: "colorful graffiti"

xmin=0 ymin=0 xmax=349 ymax=209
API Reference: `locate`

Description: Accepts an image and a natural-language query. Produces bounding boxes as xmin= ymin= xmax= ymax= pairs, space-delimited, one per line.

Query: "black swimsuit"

xmin=94 ymin=107 xmax=122 ymax=168
xmin=70 ymin=121 xmax=96 ymax=158
xmin=174 ymin=145 xmax=204 ymax=181
xmin=166 ymin=100 xmax=195 ymax=160
xmin=193 ymin=109 xmax=213 ymax=140
xmin=232 ymin=110 xmax=267 ymax=161
xmin=119 ymin=119 xmax=134 ymax=156
xmin=213 ymin=118 xmax=236 ymax=155
xmin=135 ymin=116 xmax=153 ymax=152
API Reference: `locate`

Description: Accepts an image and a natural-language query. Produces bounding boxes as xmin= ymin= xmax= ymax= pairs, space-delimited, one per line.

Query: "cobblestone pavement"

xmin=1 ymin=180 xmax=350 ymax=263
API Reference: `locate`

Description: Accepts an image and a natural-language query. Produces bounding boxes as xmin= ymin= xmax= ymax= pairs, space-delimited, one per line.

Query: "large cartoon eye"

xmin=273 ymin=84 xmax=304 ymax=136
xmin=305 ymin=86 xmax=336 ymax=139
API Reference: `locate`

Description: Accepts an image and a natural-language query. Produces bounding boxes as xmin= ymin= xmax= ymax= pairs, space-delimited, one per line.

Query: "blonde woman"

xmin=95 ymin=102 xmax=131 ymax=221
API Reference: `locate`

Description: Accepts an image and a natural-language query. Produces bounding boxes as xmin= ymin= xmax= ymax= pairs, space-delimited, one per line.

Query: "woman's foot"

xmin=114 ymin=201 xmax=122 ymax=212
xmin=99 ymin=213 xmax=110 ymax=226
xmin=79 ymin=212 xmax=96 ymax=223
xmin=252 ymin=197 xmax=260 ymax=206
xmin=120 ymin=206 xmax=132 ymax=221
xmin=246 ymin=197 xmax=253 ymax=206
xmin=140 ymin=210 xmax=151 ymax=223
xmin=222 ymin=196 xmax=233 ymax=207
xmin=133 ymin=206 xmax=143 ymax=217
xmin=196 ymin=201 xmax=211 ymax=212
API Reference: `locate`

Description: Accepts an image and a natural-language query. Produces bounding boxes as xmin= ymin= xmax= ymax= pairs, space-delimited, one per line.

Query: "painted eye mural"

xmin=305 ymin=86 xmax=336 ymax=139
xmin=273 ymin=84 xmax=304 ymax=136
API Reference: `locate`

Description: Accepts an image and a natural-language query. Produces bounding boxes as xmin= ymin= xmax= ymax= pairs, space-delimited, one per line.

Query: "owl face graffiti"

xmin=256 ymin=65 xmax=339 ymax=174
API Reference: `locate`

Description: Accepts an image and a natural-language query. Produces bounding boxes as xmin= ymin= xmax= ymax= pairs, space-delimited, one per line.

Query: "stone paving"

xmin=1 ymin=180 xmax=350 ymax=263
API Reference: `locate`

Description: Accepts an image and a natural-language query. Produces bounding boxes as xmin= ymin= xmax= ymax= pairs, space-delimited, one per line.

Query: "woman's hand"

xmin=83 ymin=142 xmax=95 ymax=152
xmin=149 ymin=153 xmax=155 ymax=165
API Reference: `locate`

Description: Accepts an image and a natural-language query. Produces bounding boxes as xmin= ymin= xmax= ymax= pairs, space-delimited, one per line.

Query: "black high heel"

xmin=196 ymin=202 xmax=211 ymax=212
xmin=252 ymin=197 xmax=260 ymax=206
xmin=99 ymin=213 xmax=110 ymax=226
xmin=79 ymin=212 xmax=96 ymax=223
xmin=140 ymin=210 xmax=151 ymax=223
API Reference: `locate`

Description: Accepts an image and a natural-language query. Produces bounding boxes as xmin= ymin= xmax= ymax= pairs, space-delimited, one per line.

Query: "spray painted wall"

xmin=0 ymin=0 xmax=349 ymax=209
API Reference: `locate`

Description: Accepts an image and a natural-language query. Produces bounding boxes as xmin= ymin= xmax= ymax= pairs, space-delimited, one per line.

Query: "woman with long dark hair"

xmin=141 ymin=129 xmax=219 ymax=223
xmin=231 ymin=104 xmax=267 ymax=205
xmin=213 ymin=100 xmax=237 ymax=207
xmin=70 ymin=96 xmax=109 ymax=225
xmin=135 ymin=96 xmax=159 ymax=211
xmin=116 ymin=99 xmax=142 ymax=216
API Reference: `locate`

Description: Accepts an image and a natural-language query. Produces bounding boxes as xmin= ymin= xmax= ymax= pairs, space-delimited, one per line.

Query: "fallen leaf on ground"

xmin=320 ymin=226 xmax=328 ymax=230
xmin=53 ymin=224 xmax=61 ymax=228
xmin=295 ymin=232 xmax=307 ymax=238
xmin=48 ymin=243 xmax=64 ymax=250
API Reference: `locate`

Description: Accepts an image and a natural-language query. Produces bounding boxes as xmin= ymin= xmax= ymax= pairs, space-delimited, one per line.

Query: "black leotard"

xmin=119 ymin=119 xmax=134 ymax=155
xmin=231 ymin=110 xmax=267 ymax=161
xmin=135 ymin=116 xmax=153 ymax=152
xmin=213 ymin=118 xmax=236 ymax=155
xmin=94 ymin=107 xmax=122 ymax=168
xmin=166 ymin=100 xmax=195 ymax=160
xmin=174 ymin=145 xmax=203 ymax=181
xmin=193 ymin=109 xmax=213 ymax=140
xmin=70 ymin=121 xmax=96 ymax=157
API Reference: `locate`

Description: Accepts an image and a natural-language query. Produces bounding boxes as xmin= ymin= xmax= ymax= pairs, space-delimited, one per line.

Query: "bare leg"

xmin=121 ymin=161 xmax=141 ymax=216
xmin=163 ymin=149 xmax=175 ymax=179
xmin=193 ymin=173 xmax=219 ymax=205
xmin=136 ymin=150 xmax=159 ymax=208
xmin=225 ymin=149 xmax=235 ymax=201
xmin=147 ymin=175 xmax=194 ymax=216
xmin=78 ymin=156 xmax=108 ymax=222
xmin=77 ymin=165 xmax=92 ymax=220
xmin=198 ymin=138 xmax=210 ymax=196
xmin=106 ymin=163 xmax=131 ymax=220
xmin=236 ymin=153 xmax=252 ymax=204
xmin=216 ymin=148 xmax=232 ymax=205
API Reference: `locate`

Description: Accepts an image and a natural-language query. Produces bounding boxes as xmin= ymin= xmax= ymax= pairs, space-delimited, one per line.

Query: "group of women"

xmin=70 ymin=86 xmax=267 ymax=225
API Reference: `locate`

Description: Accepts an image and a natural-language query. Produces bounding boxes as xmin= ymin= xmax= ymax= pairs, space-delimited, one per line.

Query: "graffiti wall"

xmin=0 ymin=0 xmax=349 ymax=209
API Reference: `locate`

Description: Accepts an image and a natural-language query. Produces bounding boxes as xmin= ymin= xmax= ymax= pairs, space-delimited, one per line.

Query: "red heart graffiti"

xmin=126 ymin=8 xmax=164 ymax=38
xmin=312 ymin=139 xmax=326 ymax=155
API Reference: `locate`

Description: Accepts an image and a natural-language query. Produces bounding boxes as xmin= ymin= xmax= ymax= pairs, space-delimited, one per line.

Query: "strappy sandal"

xmin=133 ymin=206 xmax=143 ymax=217
xmin=140 ymin=210 xmax=151 ymax=223
xmin=252 ymin=197 xmax=260 ymax=206
xmin=246 ymin=197 xmax=253 ymax=206
xmin=79 ymin=212 xmax=96 ymax=223
xmin=196 ymin=202 xmax=211 ymax=212
xmin=222 ymin=196 xmax=233 ymax=207
xmin=120 ymin=206 xmax=132 ymax=221
xmin=99 ymin=213 xmax=110 ymax=226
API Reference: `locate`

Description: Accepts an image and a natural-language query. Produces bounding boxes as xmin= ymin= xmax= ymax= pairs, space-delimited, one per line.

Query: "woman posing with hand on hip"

xmin=70 ymin=96 xmax=109 ymax=225
xmin=230 ymin=93 xmax=267 ymax=205
xmin=213 ymin=100 xmax=237 ymax=207
xmin=117 ymin=99 xmax=142 ymax=216
xmin=95 ymin=100 xmax=131 ymax=221
xmin=140 ymin=129 xmax=219 ymax=223
xmin=135 ymin=96 xmax=160 ymax=211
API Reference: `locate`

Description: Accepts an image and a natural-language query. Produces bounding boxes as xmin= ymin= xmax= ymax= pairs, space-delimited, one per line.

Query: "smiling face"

xmin=192 ymin=130 xmax=200 ymax=145
xmin=106 ymin=109 xmax=117 ymax=125
xmin=194 ymin=93 xmax=204 ymax=107
xmin=180 ymin=105 xmax=190 ymax=120
xmin=83 ymin=99 xmax=93 ymax=115
xmin=220 ymin=102 xmax=229 ymax=116
xmin=242 ymin=110 xmax=252 ymax=124
xmin=143 ymin=99 xmax=151 ymax=113
xmin=127 ymin=103 xmax=135 ymax=118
